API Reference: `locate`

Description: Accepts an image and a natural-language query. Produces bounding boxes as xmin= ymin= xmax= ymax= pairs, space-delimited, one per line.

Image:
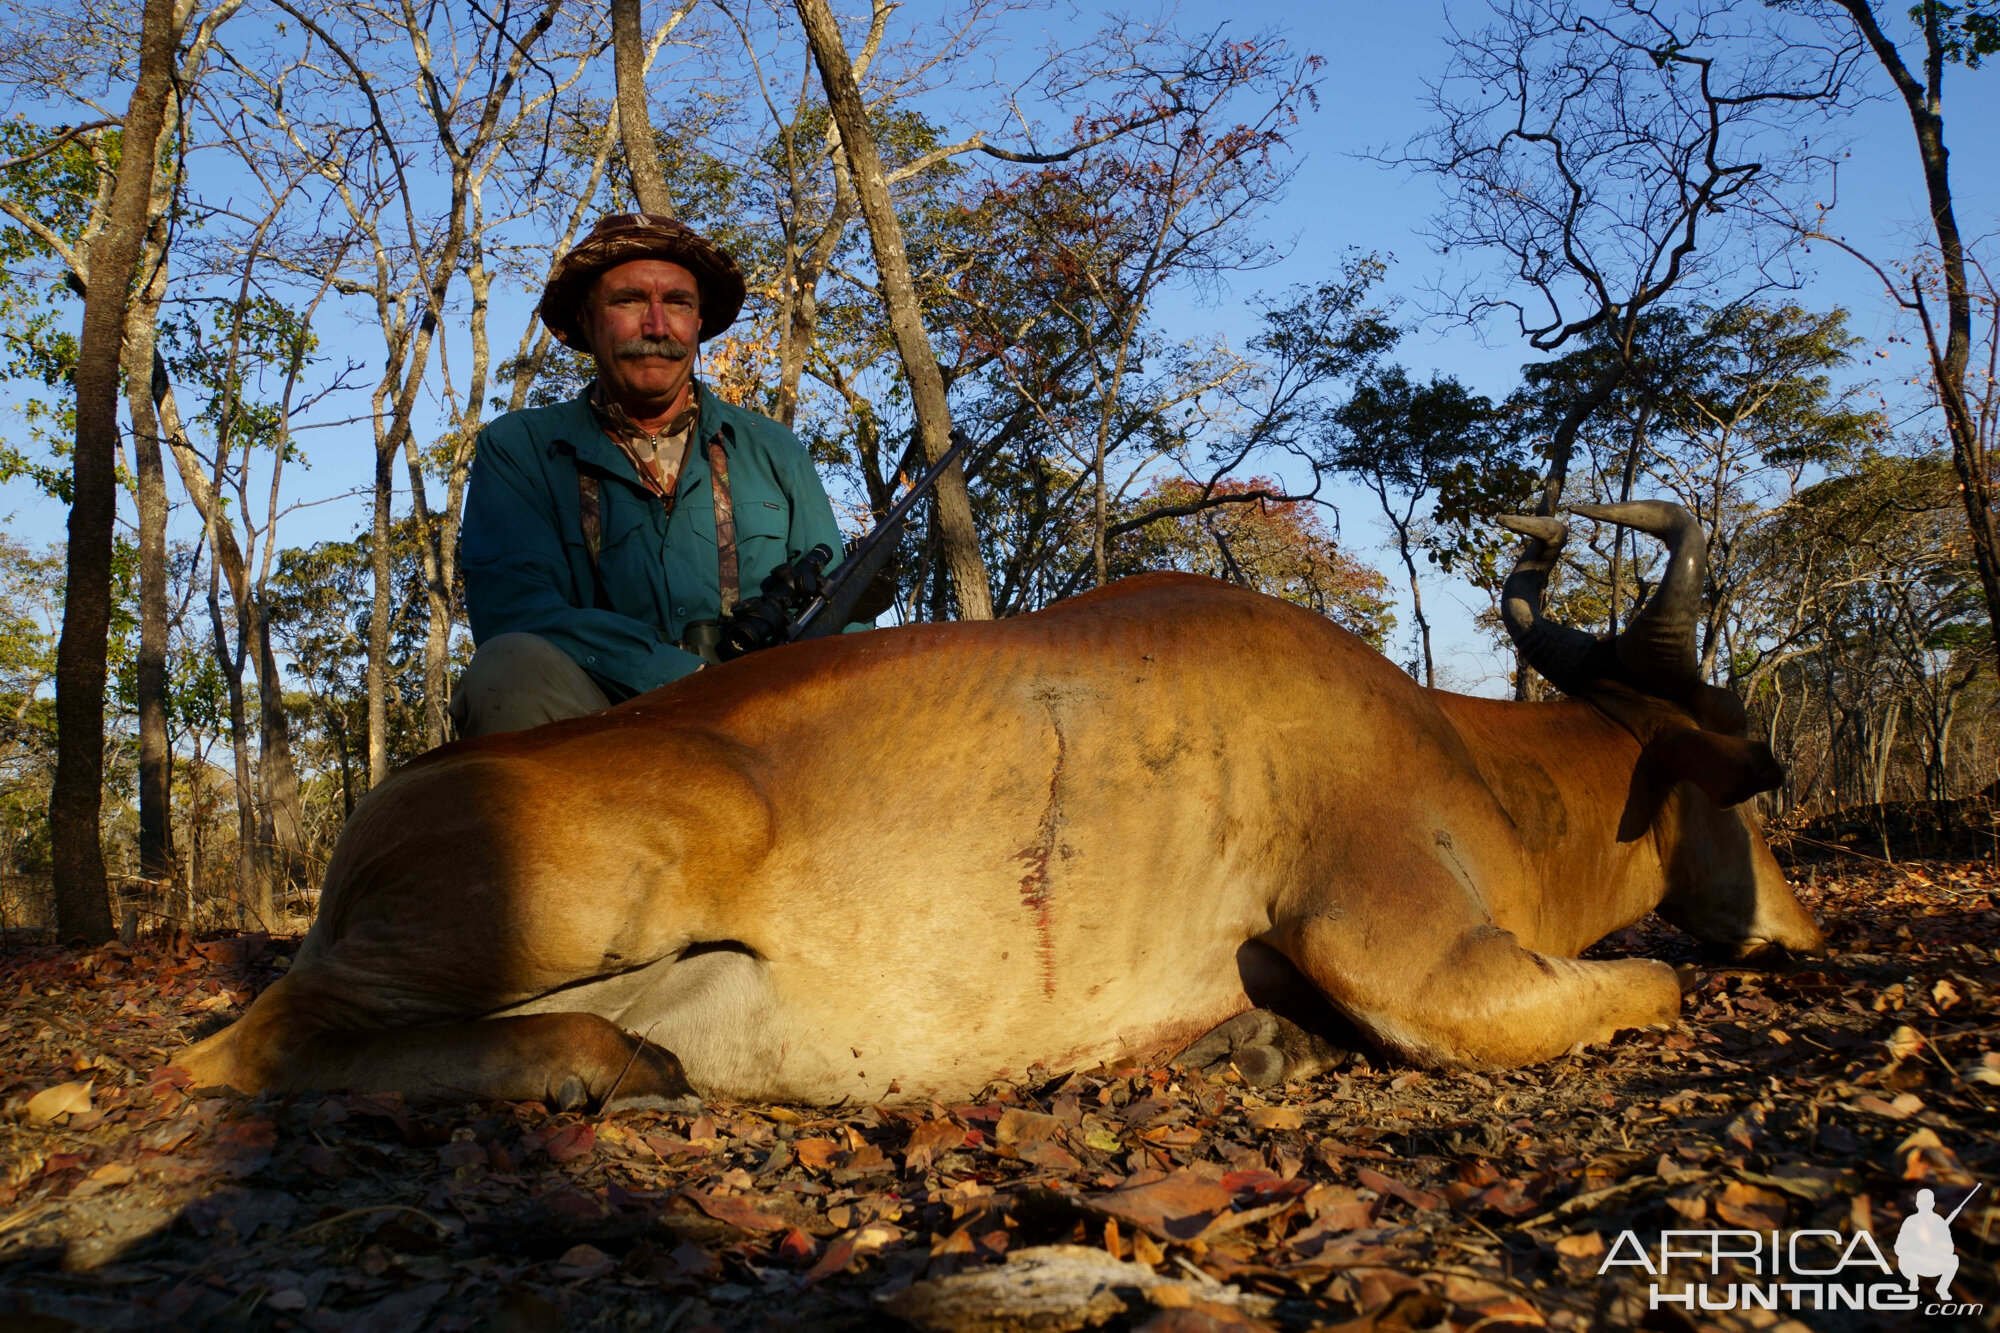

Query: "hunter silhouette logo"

xmin=1898 ymin=1184 xmax=1979 ymax=1300
xmin=1598 ymin=1182 xmax=1986 ymax=1316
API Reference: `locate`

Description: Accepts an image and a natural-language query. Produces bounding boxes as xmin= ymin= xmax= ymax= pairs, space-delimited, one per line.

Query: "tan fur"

xmin=176 ymin=574 xmax=1821 ymax=1104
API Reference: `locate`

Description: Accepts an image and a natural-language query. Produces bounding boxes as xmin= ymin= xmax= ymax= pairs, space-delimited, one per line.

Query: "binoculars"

xmin=679 ymin=543 xmax=836 ymax=666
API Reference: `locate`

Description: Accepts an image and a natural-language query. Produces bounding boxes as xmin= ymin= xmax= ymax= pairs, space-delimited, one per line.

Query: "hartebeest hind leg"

xmin=178 ymin=978 xmax=698 ymax=1112
xmin=1173 ymin=1010 xmax=1347 ymax=1087
xmin=1275 ymin=857 xmax=1684 ymax=1069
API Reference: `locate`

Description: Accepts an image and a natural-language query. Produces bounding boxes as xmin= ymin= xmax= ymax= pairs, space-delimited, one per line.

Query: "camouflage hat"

xmin=539 ymin=213 xmax=746 ymax=345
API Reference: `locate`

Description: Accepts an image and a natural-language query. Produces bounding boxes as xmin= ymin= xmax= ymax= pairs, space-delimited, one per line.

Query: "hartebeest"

xmin=177 ymin=501 xmax=1820 ymax=1108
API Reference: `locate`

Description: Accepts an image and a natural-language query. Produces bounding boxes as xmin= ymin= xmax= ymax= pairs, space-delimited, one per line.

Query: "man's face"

xmin=578 ymin=258 xmax=702 ymax=410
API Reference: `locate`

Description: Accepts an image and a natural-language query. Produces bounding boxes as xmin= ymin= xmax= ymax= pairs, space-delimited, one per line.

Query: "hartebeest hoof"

xmin=590 ymin=1037 xmax=701 ymax=1114
xmin=1173 ymin=1009 xmax=1347 ymax=1087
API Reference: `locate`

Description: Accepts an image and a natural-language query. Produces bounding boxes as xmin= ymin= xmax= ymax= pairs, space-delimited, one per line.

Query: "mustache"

xmin=612 ymin=335 xmax=692 ymax=361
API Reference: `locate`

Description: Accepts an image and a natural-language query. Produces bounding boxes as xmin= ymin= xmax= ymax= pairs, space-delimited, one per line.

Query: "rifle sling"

xmin=576 ymin=429 xmax=736 ymax=618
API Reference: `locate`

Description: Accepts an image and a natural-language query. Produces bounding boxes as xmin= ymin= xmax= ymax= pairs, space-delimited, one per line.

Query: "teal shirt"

xmin=461 ymin=383 xmax=850 ymax=699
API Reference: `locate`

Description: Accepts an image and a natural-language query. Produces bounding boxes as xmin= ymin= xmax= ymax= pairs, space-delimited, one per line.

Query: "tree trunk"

xmin=254 ymin=613 xmax=302 ymax=898
xmin=1398 ymin=525 xmax=1434 ymax=689
xmin=1872 ymin=700 xmax=1900 ymax=806
xmin=329 ymin=705 xmax=355 ymax=819
xmin=208 ymin=556 xmax=267 ymax=928
xmin=120 ymin=0 xmax=237 ymax=898
xmin=794 ymin=0 xmax=993 ymax=619
xmin=1537 ymin=360 xmax=1627 ymax=518
xmin=124 ymin=226 xmax=174 ymax=892
xmin=773 ymin=116 xmax=859 ymax=429
xmin=49 ymin=0 xmax=181 ymax=943
xmin=1092 ymin=422 xmax=1110 ymax=589
xmin=774 ymin=203 xmax=853 ymax=428
xmin=414 ymin=522 xmax=450 ymax=749
xmin=137 ymin=344 xmax=306 ymax=878
xmin=612 ymin=0 xmax=675 ymax=216
xmin=181 ymin=756 xmax=200 ymax=925
xmin=368 ymin=447 xmax=395 ymax=786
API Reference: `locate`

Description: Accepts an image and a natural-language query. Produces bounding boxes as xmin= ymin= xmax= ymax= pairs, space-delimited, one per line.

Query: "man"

xmin=453 ymin=214 xmax=850 ymax=738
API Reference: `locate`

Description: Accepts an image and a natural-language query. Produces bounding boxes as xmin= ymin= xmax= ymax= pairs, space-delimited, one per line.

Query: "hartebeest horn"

xmin=1568 ymin=500 xmax=1704 ymax=693
xmin=1496 ymin=514 xmax=1608 ymax=695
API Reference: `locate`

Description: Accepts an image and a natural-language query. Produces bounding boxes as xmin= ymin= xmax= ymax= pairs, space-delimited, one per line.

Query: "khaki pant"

xmin=448 ymin=633 xmax=611 ymax=740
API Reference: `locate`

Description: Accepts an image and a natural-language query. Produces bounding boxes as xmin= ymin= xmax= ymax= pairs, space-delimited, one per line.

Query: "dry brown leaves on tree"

xmin=0 ymin=858 xmax=1995 ymax=1332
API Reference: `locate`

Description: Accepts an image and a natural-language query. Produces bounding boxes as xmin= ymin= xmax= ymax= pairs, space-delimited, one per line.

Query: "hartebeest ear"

xmin=1688 ymin=682 xmax=1749 ymax=737
xmin=1643 ymin=728 xmax=1785 ymax=809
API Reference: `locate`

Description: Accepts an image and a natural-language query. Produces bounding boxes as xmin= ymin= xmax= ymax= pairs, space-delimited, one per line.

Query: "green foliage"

xmin=1504 ymin=300 xmax=1885 ymax=657
xmin=105 ymin=537 xmax=141 ymax=720
xmin=1667 ymin=303 xmax=1882 ymax=467
xmin=1329 ymin=366 xmax=1533 ymax=584
xmin=159 ymin=294 xmax=321 ymax=464
xmin=1744 ymin=447 xmax=1987 ymax=802
xmin=1247 ymin=263 xmax=1401 ymax=409
xmin=1517 ymin=302 xmax=1883 ymax=475
xmin=0 ymin=535 xmax=61 ymax=876
xmin=495 ymin=343 xmax=594 ymax=412
xmin=0 ymin=118 xmax=118 ymax=501
xmin=1915 ymin=1 xmax=2000 ymax=67
xmin=1330 ymin=369 xmax=1510 ymax=499
xmin=266 ymin=520 xmax=453 ymax=777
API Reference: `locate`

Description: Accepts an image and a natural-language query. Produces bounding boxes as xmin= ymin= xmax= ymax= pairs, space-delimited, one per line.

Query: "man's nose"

xmin=640 ymin=297 xmax=671 ymax=335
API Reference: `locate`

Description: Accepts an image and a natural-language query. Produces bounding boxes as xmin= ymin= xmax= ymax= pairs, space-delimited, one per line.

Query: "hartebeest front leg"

xmin=1276 ymin=861 xmax=1683 ymax=1069
xmin=178 ymin=979 xmax=699 ymax=1112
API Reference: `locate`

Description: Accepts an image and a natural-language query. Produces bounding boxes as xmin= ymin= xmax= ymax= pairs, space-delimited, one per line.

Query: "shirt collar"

xmin=587 ymin=378 xmax=702 ymax=447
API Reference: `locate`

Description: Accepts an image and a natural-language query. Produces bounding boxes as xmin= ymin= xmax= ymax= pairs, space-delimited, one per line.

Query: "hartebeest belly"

xmin=179 ymin=555 xmax=1821 ymax=1108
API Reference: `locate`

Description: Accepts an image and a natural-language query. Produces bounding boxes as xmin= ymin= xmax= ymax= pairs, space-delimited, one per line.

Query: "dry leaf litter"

xmin=0 ymin=859 xmax=1994 ymax=1331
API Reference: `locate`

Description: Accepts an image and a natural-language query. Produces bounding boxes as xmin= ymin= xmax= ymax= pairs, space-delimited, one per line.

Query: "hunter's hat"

xmin=539 ymin=213 xmax=746 ymax=345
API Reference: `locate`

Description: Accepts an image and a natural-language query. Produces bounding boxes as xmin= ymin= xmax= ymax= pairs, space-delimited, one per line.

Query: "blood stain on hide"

xmin=1432 ymin=827 xmax=1479 ymax=901
xmin=1011 ymin=694 xmax=1069 ymax=999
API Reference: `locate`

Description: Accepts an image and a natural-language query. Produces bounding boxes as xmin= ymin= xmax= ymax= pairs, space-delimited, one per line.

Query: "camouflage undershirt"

xmin=587 ymin=378 xmax=699 ymax=505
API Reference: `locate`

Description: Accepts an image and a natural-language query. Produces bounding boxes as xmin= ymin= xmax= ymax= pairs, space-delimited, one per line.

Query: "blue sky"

xmin=4 ymin=1 xmax=1996 ymax=694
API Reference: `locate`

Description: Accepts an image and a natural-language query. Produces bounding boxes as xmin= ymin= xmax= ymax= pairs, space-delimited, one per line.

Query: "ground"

xmin=0 ymin=859 xmax=1994 ymax=1333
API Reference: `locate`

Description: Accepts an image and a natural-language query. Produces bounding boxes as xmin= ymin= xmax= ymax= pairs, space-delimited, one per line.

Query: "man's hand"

xmin=849 ymin=565 xmax=899 ymax=622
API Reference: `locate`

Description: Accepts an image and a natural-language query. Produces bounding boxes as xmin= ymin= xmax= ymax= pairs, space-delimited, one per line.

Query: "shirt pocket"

xmin=736 ymin=498 xmax=790 ymax=544
xmin=731 ymin=497 xmax=796 ymax=594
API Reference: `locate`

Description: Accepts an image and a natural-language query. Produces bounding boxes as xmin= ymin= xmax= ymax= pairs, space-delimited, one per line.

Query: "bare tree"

xmin=244 ymin=0 xmax=579 ymax=766
xmin=1402 ymin=2 xmax=1860 ymax=504
xmin=1399 ymin=0 xmax=1861 ymax=694
xmin=1793 ymin=1 xmax=2000 ymax=680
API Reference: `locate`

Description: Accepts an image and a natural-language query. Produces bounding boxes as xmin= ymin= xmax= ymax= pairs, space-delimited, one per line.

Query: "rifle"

xmin=695 ymin=427 xmax=976 ymax=662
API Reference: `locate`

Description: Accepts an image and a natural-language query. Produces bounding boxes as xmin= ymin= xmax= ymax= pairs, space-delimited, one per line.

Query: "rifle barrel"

xmin=790 ymin=428 xmax=975 ymax=640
